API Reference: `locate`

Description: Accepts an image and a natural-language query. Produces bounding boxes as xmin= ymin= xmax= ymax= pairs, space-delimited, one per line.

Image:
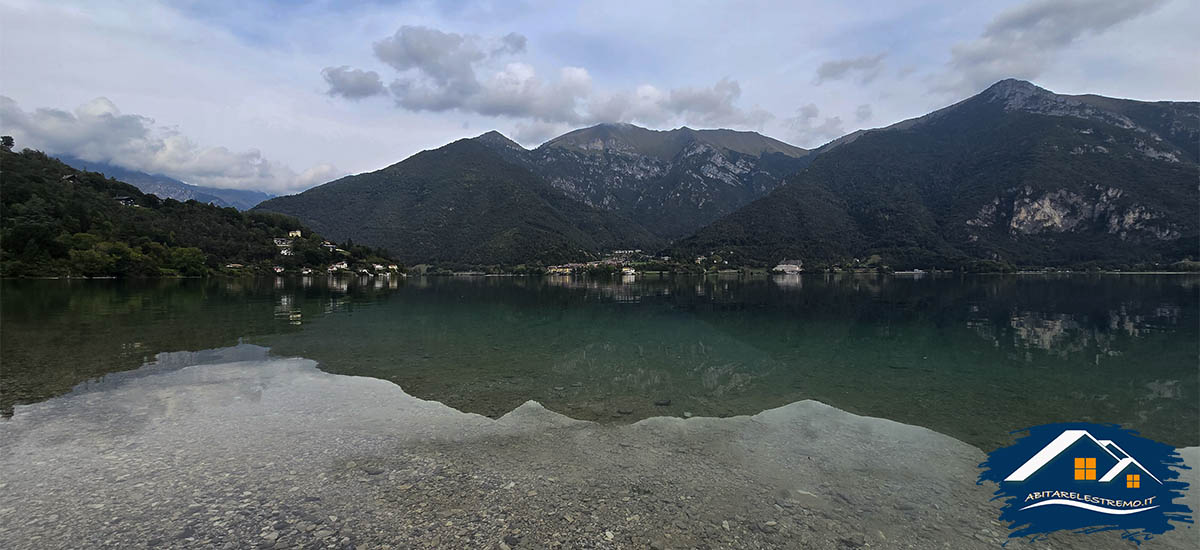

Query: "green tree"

xmin=169 ymin=247 xmax=207 ymax=276
xmin=69 ymin=249 xmax=115 ymax=277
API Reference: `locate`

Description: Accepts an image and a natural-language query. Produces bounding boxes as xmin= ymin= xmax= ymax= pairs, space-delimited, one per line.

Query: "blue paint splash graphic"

xmin=978 ymin=422 xmax=1192 ymax=544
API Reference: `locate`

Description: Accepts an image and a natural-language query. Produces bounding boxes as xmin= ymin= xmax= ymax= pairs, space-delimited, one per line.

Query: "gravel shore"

xmin=1 ymin=346 xmax=1195 ymax=549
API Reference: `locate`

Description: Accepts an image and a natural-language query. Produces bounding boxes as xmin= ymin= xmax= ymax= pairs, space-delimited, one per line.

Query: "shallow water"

xmin=8 ymin=344 xmax=1193 ymax=549
xmin=2 ymin=273 xmax=1197 ymax=451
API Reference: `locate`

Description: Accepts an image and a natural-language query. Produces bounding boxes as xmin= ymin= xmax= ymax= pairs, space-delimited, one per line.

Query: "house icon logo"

xmin=978 ymin=423 xmax=1192 ymax=542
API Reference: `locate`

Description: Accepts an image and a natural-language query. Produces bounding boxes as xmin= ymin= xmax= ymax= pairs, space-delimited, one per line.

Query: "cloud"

xmin=321 ymin=66 xmax=386 ymax=99
xmin=0 ymin=96 xmax=338 ymax=193
xmin=373 ymin=25 xmax=486 ymax=97
xmin=330 ymin=25 xmax=773 ymax=131
xmin=512 ymin=120 xmax=571 ymax=144
xmin=940 ymin=0 xmax=1167 ymax=93
xmin=472 ymin=64 xmax=593 ymax=123
xmin=786 ymin=103 xmax=845 ymax=146
xmin=296 ymin=163 xmax=342 ymax=189
xmin=855 ymin=104 xmax=872 ymax=123
xmin=661 ymin=78 xmax=773 ymax=127
xmin=495 ymin=32 xmax=527 ymax=56
xmin=814 ymin=53 xmax=886 ymax=85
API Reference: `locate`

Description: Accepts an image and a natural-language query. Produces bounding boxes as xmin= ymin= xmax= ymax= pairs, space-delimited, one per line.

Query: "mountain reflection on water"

xmin=2 ymin=273 xmax=1196 ymax=451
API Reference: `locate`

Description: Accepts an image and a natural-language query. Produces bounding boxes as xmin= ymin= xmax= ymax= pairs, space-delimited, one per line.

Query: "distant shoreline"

xmin=4 ymin=270 xmax=1199 ymax=281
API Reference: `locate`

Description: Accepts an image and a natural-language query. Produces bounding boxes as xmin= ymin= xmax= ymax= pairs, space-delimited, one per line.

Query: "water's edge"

xmin=1 ymin=346 xmax=1195 ymax=549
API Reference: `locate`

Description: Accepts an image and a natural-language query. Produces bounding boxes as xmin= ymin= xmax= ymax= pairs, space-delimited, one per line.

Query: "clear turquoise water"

xmin=2 ymin=274 xmax=1196 ymax=451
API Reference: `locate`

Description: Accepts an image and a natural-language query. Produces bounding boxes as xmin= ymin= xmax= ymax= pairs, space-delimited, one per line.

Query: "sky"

xmin=1 ymin=0 xmax=1195 ymax=194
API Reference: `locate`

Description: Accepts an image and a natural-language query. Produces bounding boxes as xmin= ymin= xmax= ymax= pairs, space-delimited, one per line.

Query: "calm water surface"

xmin=2 ymin=274 xmax=1196 ymax=450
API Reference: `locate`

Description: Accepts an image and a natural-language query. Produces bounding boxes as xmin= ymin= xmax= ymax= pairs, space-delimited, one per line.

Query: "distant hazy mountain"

xmin=672 ymin=79 xmax=1199 ymax=269
xmin=473 ymin=123 xmax=812 ymax=238
xmin=254 ymin=139 xmax=661 ymax=266
xmin=58 ymin=157 xmax=274 ymax=210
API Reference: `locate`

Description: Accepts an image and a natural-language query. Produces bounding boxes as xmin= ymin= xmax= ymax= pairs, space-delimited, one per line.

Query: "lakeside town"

xmin=242 ymin=234 xmax=1200 ymax=279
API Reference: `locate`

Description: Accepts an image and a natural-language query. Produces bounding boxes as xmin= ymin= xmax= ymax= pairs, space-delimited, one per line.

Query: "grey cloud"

xmin=512 ymin=120 xmax=571 ymax=145
xmin=494 ymin=32 xmax=527 ymax=56
xmin=581 ymin=79 xmax=771 ymax=128
xmin=855 ymin=104 xmax=872 ymax=122
xmin=472 ymin=65 xmax=591 ymax=123
xmin=388 ymin=63 xmax=591 ymax=124
xmin=388 ymin=77 xmax=475 ymax=112
xmin=585 ymin=87 xmax=674 ymax=127
xmin=371 ymin=26 xmax=538 ymax=116
xmin=331 ymin=25 xmax=775 ymax=130
xmin=786 ymin=103 xmax=845 ymax=146
xmin=0 ymin=96 xmax=336 ymax=193
xmin=942 ymin=0 xmax=1166 ymax=93
xmin=321 ymin=66 xmax=386 ymax=99
xmin=662 ymin=78 xmax=773 ymax=127
xmin=814 ymin=53 xmax=886 ymax=85
xmin=373 ymin=25 xmax=485 ymax=93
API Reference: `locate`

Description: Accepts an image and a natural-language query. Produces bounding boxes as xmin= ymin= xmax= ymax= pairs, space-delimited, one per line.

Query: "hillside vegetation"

xmin=0 ymin=148 xmax=390 ymax=277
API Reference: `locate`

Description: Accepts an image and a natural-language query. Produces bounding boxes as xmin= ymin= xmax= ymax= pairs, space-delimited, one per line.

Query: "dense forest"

xmin=0 ymin=147 xmax=394 ymax=277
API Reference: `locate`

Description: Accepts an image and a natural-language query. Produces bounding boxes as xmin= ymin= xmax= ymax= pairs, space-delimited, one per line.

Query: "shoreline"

xmin=2 ymin=346 xmax=1195 ymax=549
xmin=4 ymin=270 xmax=1198 ymax=281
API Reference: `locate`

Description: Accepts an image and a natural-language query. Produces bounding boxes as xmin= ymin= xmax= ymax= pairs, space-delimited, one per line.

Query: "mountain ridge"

xmin=471 ymin=123 xmax=812 ymax=238
xmin=254 ymin=138 xmax=661 ymax=266
xmin=671 ymin=79 xmax=1199 ymax=270
xmin=539 ymin=123 xmax=808 ymax=161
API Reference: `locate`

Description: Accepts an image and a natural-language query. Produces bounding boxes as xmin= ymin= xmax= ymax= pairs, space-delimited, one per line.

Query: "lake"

xmin=3 ymin=273 xmax=1196 ymax=451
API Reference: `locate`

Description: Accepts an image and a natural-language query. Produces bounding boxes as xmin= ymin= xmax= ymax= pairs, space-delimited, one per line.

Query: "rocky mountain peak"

xmin=980 ymin=78 xmax=1084 ymax=114
xmin=542 ymin=123 xmax=806 ymax=161
xmin=473 ymin=130 xmax=526 ymax=152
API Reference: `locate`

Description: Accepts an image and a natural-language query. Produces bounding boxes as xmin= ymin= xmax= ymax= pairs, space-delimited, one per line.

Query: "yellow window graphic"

xmin=1127 ymin=474 xmax=1141 ymax=488
xmin=1074 ymin=457 xmax=1096 ymax=480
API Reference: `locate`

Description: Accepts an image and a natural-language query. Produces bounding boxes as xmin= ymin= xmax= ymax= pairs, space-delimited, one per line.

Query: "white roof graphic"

xmin=1004 ymin=430 xmax=1161 ymax=483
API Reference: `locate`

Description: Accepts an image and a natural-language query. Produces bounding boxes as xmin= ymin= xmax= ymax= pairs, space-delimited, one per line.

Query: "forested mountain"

xmin=0 ymin=148 xmax=389 ymax=277
xmin=671 ymin=79 xmax=1199 ymax=270
xmin=474 ymin=123 xmax=812 ymax=238
xmin=58 ymin=156 xmax=274 ymax=210
xmin=253 ymin=139 xmax=661 ymax=267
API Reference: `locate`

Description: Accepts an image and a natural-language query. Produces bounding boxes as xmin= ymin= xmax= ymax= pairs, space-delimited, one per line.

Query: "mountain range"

xmin=255 ymin=123 xmax=807 ymax=265
xmin=673 ymin=79 xmax=1197 ymax=269
xmin=254 ymin=139 xmax=660 ymax=266
xmin=58 ymin=156 xmax=274 ymax=210
xmin=255 ymin=79 xmax=1197 ymax=270
xmin=475 ymin=124 xmax=812 ymax=238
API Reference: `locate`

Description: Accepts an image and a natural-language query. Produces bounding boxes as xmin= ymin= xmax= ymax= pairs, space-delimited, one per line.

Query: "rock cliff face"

xmin=476 ymin=124 xmax=812 ymax=239
xmin=674 ymin=79 xmax=1199 ymax=269
xmin=965 ymin=185 xmax=1180 ymax=242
